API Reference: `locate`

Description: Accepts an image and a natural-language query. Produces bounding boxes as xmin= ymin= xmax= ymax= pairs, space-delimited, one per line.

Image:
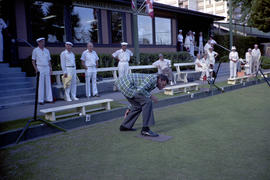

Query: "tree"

xmin=231 ymin=0 xmax=270 ymax=32
xmin=250 ymin=0 xmax=270 ymax=32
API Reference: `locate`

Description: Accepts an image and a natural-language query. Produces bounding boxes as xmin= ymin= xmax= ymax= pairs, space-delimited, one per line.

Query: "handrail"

xmin=215 ymin=43 xmax=231 ymax=52
xmin=16 ymin=38 xmax=34 ymax=48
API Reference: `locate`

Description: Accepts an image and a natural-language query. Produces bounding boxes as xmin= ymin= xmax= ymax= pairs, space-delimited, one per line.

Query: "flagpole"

xmin=132 ymin=0 xmax=140 ymax=64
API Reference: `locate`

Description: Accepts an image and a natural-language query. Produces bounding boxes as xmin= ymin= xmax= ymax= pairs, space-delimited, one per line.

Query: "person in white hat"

xmin=245 ymin=48 xmax=252 ymax=75
xmin=112 ymin=42 xmax=133 ymax=78
xmin=251 ymin=44 xmax=261 ymax=74
xmin=204 ymin=40 xmax=212 ymax=54
xmin=195 ymin=53 xmax=209 ymax=80
xmin=81 ymin=42 xmax=99 ymax=98
xmin=60 ymin=42 xmax=79 ymax=101
xmin=229 ymin=46 xmax=239 ymax=79
xmin=207 ymin=46 xmax=218 ymax=79
xmin=198 ymin=32 xmax=204 ymax=55
xmin=31 ymin=37 xmax=53 ymax=104
xmin=177 ymin=29 xmax=183 ymax=51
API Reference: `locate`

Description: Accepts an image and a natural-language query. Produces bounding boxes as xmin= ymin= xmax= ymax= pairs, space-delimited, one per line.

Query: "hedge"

xmin=21 ymin=51 xmax=193 ymax=77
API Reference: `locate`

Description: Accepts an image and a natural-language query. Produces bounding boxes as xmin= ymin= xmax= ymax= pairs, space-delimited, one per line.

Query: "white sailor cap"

xmin=193 ymin=32 xmax=196 ymax=34
xmin=121 ymin=42 xmax=128 ymax=46
xmin=179 ymin=29 xmax=182 ymax=32
xmin=65 ymin=42 xmax=73 ymax=46
xmin=248 ymin=48 xmax=252 ymax=51
xmin=231 ymin=46 xmax=236 ymax=50
xmin=36 ymin=37 xmax=45 ymax=42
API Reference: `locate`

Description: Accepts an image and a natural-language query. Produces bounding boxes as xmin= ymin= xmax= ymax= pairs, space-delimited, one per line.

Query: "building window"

xmin=71 ymin=6 xmax=99 ymax=43
xmin=29 ymin=1 xmax=65 ymax=43
xmin=138 ymin=15 xmax=153 ymax=45
xmin=111 ymin=11 xmax=123 ymax=44
xmin=155 ymin=17 xmax=171 ymax=45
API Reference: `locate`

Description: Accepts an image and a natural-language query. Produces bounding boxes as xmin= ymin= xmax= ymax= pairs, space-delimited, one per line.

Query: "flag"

xmin=131 ymin=0 xmax=135 ymax=9
xmin=145 ymin=0 xmax=154 ymax=18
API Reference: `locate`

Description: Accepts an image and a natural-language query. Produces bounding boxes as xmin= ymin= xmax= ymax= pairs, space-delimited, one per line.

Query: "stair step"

xmin=0 ymin=67 xmax=21 ymax=73
xmin=0 ymin=63 xmax=9 ymax=68
xmin=0 ymin=93 xmax=35 ymax=104
xmin=0 ymin=76 xmax=32 ymax=83
xmin=0 ymin=72 xmax=26 ymax=78
xmin=0 ymin=87 xmax=35 ymax=97
xmin=0 ymin=99 xmax=35 ymax=110
xmin=0 ymin=82 xmax=33 ymax=90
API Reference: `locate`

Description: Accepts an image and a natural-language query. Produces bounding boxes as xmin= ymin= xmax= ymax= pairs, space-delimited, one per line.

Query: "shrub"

xmin=261 ymin=56 xmax=270 ymax=69
xmin=21 ymin=51 xmax=193 ymax=77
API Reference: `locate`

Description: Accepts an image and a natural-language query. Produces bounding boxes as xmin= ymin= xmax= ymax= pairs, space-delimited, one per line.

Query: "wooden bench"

xmin=40 ymin=99 xmax=113 ymax=121
xmin=164 ymin=83 xmax=199 ymax=95
xmin=174 ymin=63 xmax=201 ymax=83
xmin=261 ymin=70 xmax=270 ymax=78
xmin=227 ymin=76 xmax=250 ymax=85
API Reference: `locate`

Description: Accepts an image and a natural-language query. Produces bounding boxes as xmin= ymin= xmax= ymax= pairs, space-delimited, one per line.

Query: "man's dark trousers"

xmin=122 ymin=94 xmax=155 ymax=128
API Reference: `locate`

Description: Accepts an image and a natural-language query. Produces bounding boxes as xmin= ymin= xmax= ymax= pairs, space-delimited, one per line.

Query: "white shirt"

xmin=0 ymin=18 xmax=7 ymax=32
xmin=60 ymin=49 xmax=76 ymax=74
xmin=229 ymin=51 xmax=239 ymax=62
xmin=112 ymin=49 xmax=133 ymax=62
xmin=208 ymin=51 xmax=218 ymax=65
xmin=152 ymin=59 xmax=171 ymax=74
xmin=252 ymin=48 xmax=261 ymax=60
xmin=245 ymin=52 xmax=252 ymax=64
xmin=189 ymin=36 xmax=194 ymax=45
xmin=81 ymin=50 xmax=99 ymax=67
xmin=199 ymin=36 xmax=203 ymax=45
xmin=184 ymin=35 xmax=191 ymax=48
xmin=177 ymin=34 xmax=183 ymax=43
xmin=204 ymin=43 xmax=211 ymax=53
xmin=32 ymin=47 xmax=51 ymax=66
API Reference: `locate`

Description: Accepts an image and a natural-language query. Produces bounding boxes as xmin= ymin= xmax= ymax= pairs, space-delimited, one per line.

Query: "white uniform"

xmin=0 ymin=18 xmax=7 ymax=62
xmin=184 ymin=35 xmax=191 ymax=51
xmin=245 ymin=52 xmax=252 ymax=75
xmin=177 ymin=34 xmax=183 ymax=43
xmin=60 ymin=49 xmax=77 ymax=100
xmin=81 ymin=50 xmax=99 ymax=97
xmin=199 ymin=36 xmax=204 ymax=55
xmin=152 ymin=59 xmax=171 ymax=74
xmin=195 ymin=58 xmax=209 ymax=79
xmin=229 ymin=51 xmax=239 ymax=78
xmin=210 ymin=39 xmax=217 ymax=45
xmin=251 ymin=48 xmax=261 ymax=73
xmin=32 ymin=47 xmax=53 ymax=103
xmin=204 ymin=43 xmax=211 ymax=54
xmin=112 ymin=49 xmax=133 ymax=78
xmin=189 ymin=35 xmax=195 ymax=57
xmin=208 ymin=51 xmax=218 ymax=65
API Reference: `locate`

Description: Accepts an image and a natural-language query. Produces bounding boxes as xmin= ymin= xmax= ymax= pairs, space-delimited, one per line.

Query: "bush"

xmin=21 ymin=51 xmax=193 ymax=77
xmin=261 ymin=56 xmax=270 ymax=69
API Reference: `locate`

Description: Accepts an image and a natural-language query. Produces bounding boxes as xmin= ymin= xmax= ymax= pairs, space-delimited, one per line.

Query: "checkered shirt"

xmin=115 ymin=73 xmax=157 ymax=98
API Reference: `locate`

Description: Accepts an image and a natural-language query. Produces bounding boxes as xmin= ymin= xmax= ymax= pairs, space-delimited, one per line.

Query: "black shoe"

xmin=141 ymin=129 xmax=159 ymax=137
xmin=120 ymin=125 xmax=136 ymax=131
xmin=39 ymin=102 xmax=44 ymax=105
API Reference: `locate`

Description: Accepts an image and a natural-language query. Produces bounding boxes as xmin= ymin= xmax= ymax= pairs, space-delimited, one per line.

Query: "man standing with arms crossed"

xmin=32 ymin=37 xmax=53 ymax=105
xmin=112 ymin=42 xmax=133 ymax=78
xmin=81 ymin=42 xmax=99 ymax=98
xmin=60 ymin=42 xmax=79 ymax=101
xmin=116 ymin=73 xmax=168 ymax=137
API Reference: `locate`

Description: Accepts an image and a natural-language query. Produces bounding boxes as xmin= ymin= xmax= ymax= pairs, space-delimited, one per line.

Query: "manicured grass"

xmin=1 ymin=84 xmax=270 ymax=180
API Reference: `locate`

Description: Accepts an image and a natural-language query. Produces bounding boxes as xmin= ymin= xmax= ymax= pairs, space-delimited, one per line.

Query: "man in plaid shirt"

xmin=115 ymin=73 xmax=168 ymax=137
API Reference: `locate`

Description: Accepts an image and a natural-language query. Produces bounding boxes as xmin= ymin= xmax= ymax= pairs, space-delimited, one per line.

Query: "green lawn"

xmin=0 ymin=83 xmax=270 ymax=180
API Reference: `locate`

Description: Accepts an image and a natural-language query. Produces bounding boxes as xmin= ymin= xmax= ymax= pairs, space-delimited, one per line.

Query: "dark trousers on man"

xmin=122 ymin=94 xmax=155 ymax=129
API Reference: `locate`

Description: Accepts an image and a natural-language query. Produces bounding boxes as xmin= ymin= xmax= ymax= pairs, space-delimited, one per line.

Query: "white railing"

xmin=52 ymin=63 xmax=195 ymax=86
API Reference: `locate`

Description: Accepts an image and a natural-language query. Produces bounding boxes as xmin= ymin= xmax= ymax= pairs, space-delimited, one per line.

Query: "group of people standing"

xmin=229 ymin=44 xmax=261 ymax=79
xmin=32 ymin=38 xmax=134 ymax=104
